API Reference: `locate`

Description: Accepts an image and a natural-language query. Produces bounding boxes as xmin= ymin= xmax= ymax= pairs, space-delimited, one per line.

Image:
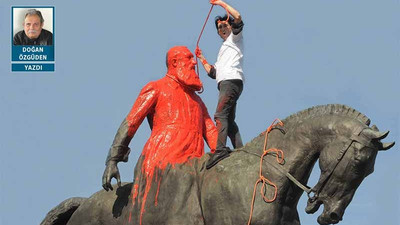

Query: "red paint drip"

xmin=154 ymin=178 xmax=162 ymax=206
xmin=124 ymin=46 xmax=218 ymax=225
xmin=129 ymin=184 xmax=139 ymax=223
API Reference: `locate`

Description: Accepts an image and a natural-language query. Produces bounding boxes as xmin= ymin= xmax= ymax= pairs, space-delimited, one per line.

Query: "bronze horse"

xmin=41 ymin=104 xmax=395 ymax=225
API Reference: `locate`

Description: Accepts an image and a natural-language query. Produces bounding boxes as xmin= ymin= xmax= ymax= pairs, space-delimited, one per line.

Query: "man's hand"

xmin=195 ymin=46 xmax=203 ymax=58
xmin=102 ymin=161 xmax=121 ymax=191
xmin=210 ymin=0 xmax=241 ymax=23
xmin=195 ymin=47 xmax=209 ymax=66
xmin=210 ymin=0 xmax=226 ymax=7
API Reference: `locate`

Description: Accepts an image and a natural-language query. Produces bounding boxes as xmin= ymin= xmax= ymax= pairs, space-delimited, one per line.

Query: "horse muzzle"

xmin=317 ymin=211 xmax=343 ymax=225
xmin=317 ymin=202 xmax=344 ymax=225
xmin=306 ymin=196 xmax=345 ymax=225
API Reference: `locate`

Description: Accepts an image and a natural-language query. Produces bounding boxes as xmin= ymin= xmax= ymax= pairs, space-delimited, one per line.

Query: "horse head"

xmin=306 ymin=123 xmax=395 ymax=225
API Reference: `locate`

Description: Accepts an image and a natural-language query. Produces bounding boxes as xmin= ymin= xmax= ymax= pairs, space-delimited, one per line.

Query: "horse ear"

xmin=379 ymin=142 xmax=395 ymax=151
xmin=362 ymin=129 xmax=389 ymax=140
xmin=371 ymin=125 xmax=379 ymax=131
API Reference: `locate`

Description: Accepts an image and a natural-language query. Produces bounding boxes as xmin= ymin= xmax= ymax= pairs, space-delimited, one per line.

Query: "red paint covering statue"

xmin=102 ymin=46 xmax=217 ymax=224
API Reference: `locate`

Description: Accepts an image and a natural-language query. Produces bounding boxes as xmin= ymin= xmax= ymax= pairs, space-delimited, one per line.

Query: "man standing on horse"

xmin=196 ymin=0 xmax=244 ymax=169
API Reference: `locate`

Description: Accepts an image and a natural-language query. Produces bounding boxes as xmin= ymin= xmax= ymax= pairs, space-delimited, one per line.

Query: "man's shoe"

xmin=206 ymin=147 xmax=232 ymax=169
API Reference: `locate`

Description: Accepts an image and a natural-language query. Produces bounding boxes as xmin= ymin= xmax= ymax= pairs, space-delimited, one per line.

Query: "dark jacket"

xmin=13 ymin=29 xmax=53 ymax=45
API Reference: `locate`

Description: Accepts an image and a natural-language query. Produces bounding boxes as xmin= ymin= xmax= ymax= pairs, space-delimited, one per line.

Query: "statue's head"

xmin=306 ymin=122 xmax=395 ymax=225
xmin=166 ymin=46 xmax=202 ymax=92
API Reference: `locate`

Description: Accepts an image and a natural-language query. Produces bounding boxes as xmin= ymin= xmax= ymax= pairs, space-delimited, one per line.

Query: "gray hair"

xmin=25 ymin=9 xmax=44 ymax=24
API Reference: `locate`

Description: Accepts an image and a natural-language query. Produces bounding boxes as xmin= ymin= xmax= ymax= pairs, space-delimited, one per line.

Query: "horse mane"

xmin=246 ymin=104 xmax=370 ymax=147
xmin=282 ymin=104 xmax=370 ymax=126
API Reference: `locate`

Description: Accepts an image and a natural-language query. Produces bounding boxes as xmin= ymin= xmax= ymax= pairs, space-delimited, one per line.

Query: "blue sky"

xmin=1 ymin=1 xmax=399 ymax=225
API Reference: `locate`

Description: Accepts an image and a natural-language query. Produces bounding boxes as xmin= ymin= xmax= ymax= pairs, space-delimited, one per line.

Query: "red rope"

xmin=195 ymin=4 xmax=231 ymax=83
xmin=196 ymin=5 xmax=214 ymax=48
xmin=196 ymin=5 xmax=214 ymax=76
xmin=247 ymin=119 xmax=285 ymax=225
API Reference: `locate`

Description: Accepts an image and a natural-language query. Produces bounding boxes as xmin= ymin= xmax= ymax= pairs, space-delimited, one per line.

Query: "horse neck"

xmin=245 ymin=116 xmax=344 ymax=189
xmin=280 ymin=117 xmax=336 ymax=182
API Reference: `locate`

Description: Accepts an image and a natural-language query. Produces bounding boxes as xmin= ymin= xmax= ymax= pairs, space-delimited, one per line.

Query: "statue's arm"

xmin=102 ymin=82 xmax=158 ymax=191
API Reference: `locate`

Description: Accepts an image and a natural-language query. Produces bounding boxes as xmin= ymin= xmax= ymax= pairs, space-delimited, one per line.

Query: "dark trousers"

xmin=214 ymin=79 xmax=243 ymax=150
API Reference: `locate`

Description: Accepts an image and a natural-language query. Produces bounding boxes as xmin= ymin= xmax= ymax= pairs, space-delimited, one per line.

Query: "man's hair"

xmin=214 ymin=14 xmax=234 ymax=30
xmin=25 ymin=9 xmax=44 ymax=24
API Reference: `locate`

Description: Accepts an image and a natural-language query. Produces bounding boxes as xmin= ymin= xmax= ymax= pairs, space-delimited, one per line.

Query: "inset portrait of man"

xmin=13 ymin=8 xmax=53 ymax=46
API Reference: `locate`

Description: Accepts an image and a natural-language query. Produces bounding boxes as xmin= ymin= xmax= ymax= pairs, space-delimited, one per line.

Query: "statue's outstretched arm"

xmin=102 ymin=82 xmax=158 ymax=191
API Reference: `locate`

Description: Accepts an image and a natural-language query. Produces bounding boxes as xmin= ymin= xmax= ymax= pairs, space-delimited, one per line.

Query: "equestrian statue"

xmin=41 ymin=104 xmax=395 ymax=225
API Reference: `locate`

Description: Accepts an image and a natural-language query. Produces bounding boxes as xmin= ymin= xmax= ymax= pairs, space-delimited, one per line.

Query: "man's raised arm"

xmin=210 ymin=0 xmax=242 ymax=23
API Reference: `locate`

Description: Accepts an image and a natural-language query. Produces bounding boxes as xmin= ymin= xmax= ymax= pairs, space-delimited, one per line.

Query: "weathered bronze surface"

xmin=41 ymin=104 xmax=395 ymax=225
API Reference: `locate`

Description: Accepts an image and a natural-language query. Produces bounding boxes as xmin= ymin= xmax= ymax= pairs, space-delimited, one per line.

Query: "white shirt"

xmin=214 ymin=30 xmax=244 ymax=84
